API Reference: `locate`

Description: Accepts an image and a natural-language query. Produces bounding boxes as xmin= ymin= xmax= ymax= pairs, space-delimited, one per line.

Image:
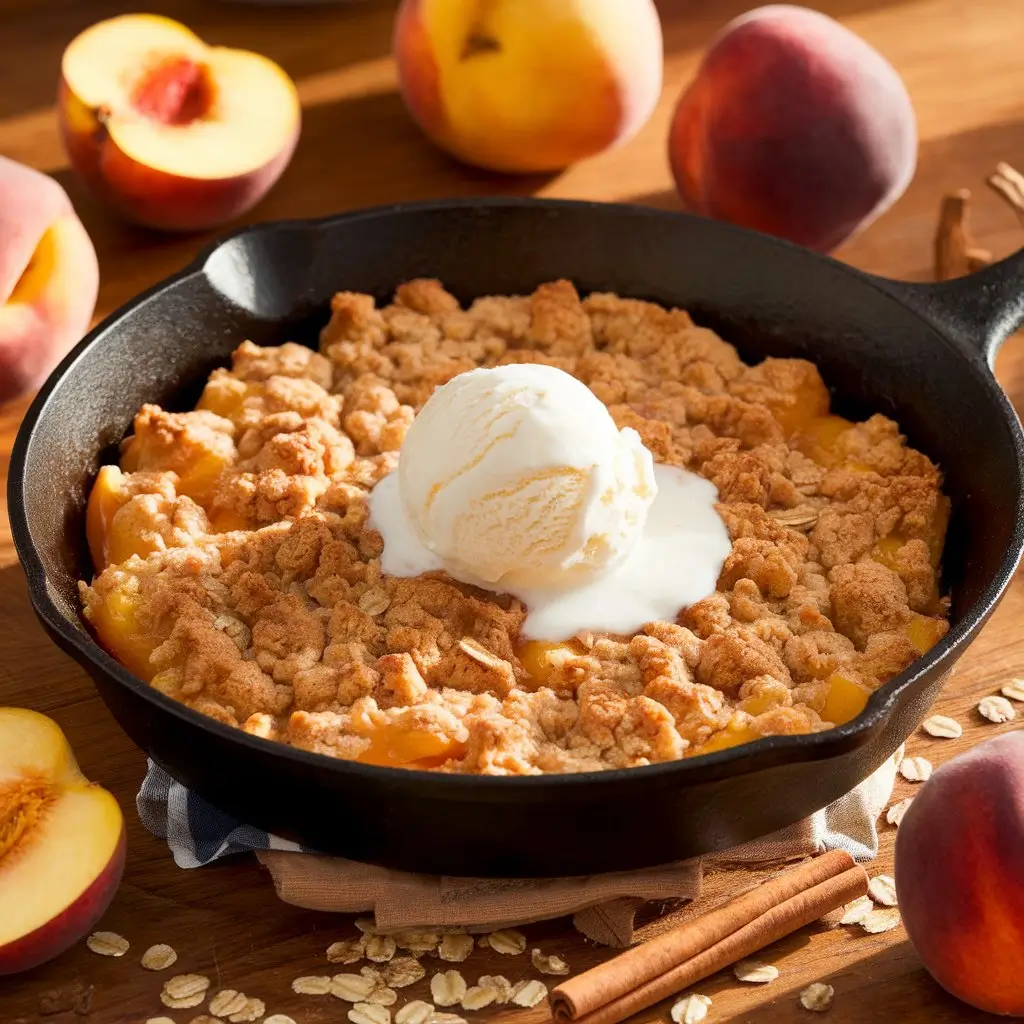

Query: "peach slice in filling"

xmin=356 ymin=724 xmax=465 ymax=769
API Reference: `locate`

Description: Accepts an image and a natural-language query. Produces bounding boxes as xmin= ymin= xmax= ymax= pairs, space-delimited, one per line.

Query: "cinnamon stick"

xmin=988 ymin=162 xmax=1024 ymax=227
xmin=934 ymin=189 xmax=993 ymax=281
xmin=550 ymin=850 xmax=867 ymax=1024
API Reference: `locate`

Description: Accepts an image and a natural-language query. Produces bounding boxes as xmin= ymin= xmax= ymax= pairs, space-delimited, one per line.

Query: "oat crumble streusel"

xmin=79 ymin=279 xmax=950 ymax=774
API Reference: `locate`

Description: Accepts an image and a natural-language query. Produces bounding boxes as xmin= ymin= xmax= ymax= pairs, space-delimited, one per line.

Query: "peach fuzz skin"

xmin=394 ymin=0 xmax=663 ymax=174
xmin=0 ymin=708 xmax=125 ymax=975
xmin=58 ymin=15 xmax=300 ymax=233
xmin=895 ymin=731 xmax=1024 ymax=1016
xmin=669 ymin=4 xmax=917 ymax=253
xmin=0 ymin=156 xmax=98 ymax=405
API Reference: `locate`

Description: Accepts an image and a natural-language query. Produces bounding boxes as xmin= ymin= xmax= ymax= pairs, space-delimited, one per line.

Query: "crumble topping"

xmin=79 ymin=280 xmax=950 ymax=774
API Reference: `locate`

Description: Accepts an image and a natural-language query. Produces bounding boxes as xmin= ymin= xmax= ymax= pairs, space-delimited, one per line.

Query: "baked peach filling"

xmin=78 ymin=280 xmax=951 ymax=775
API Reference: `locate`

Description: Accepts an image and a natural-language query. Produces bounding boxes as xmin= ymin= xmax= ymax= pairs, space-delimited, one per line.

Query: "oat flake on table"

xmin=1001 ymin=679 xmax=1024 ymax=702
xmin=483 ymin=929 xmax=527 ymax=955
xmin=861 ymin=908 xmax=902 ymax=934
xmin=671 ymin=993 xmax=712 ymax=1024
xmin=384 ymin=957 xmax=427 ymax=988
xmin=868 ymin=874 xmax=898 ymax=907
xmin=140 ymin=943 xmax=177 ymax=970
xmin=800 ymin=982 xmax=835 ymax=1012
xmin=531 ymin=948 xmax=570 ymax=975
xmin=511 ymin=980 xmax=548 ymax=1008
xmin=886 ymin=797 xmax=914 ymax=827
xmin=733 ymin=959 xmax=779 ymax=983
xmin=209 ymin=989 xmax=249 ymax=1017
xmin=333 ymin=973 xmax=379 ymax=1002
xmin=292 ymin=975 xmax=332 ymax=995
xmin=461 ymin=985 xmax=497 ymax=1011
xmin=431 ymin=970 xmax=467 ymax=1007
xmin=839 ymin=895 xmax=874 ymax=925
xmin=427 ymin=1013 xmax=467 ymax=1024
xmin=396 ymin=1001 xmax=435 ymax=1024
xmin=229 ymin=996 xmax=265 ymax=1023
xmin=477 ymin=975 xmax=513 ymax=1003
xmin=86 ymin=931 xmax=129 ymax=957
xmin=366 ymin=934 xmax=398 ymax=963
xmin=922 ymin=714 xmax=963 ymax=738
xmin=350 ymin=1002 xmax=391 ymax=1024
xmin=329 ymin=937 xmax=368 ymax=964
xmin=978 ymin=695 xmax=1017 ymax=723
xmin=899 ymin=755 xmax=933 ymax=782
xmin=437 ymin=933 xmax=473 ymax=962
xmin=265 ymin=1016 xmax=298 ymax=1024
xmin=368 ymin=987 xmax=399 ymax=1007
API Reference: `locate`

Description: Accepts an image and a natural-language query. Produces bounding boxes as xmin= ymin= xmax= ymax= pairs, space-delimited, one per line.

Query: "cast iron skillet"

xmin=9 ymin=198 xmax=1024 ymax=877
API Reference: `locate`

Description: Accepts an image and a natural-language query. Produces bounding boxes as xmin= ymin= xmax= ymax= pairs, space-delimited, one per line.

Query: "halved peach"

xmin=58 ymin=14 xmax=300 ymax=232
xmin=0 ymin=708 xmax=125 ymax=976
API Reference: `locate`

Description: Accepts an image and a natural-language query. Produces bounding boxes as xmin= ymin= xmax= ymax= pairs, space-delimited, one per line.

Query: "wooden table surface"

xmin=2 ymin=1 xmax=1023 ymax=1021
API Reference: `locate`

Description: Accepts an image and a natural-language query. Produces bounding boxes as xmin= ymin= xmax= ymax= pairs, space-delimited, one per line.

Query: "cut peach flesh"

xmin=822 ymin=672 xmax=871 ymax=726
xmin=356 ymin=724 xmax=463 ymax=769
xmin=793 ymin=414 xmax=855 ymax=465
xmin=87 ymin=586 xmax=162 ymax=682
xmin=768 ymin=377 xmax=831 ymax=437
xmin=86 ymin=465 xmax=163 ymax=570
xmin=61 ymin=14 xmax=299 ymax=181
xmin=197 ymin=377 xmax=263 ymax=427
xmin=0 ymin=709 xmax=123 ymax=948
xmin=691 ymin=720 xmax=760 ymax=755
xmin=906 ymin=613 xmax=946 ymax=656
xmin=120 ymin=435 xmax=229 ymax=508
xmin=207 ymin=508 xmax=252 ymax=533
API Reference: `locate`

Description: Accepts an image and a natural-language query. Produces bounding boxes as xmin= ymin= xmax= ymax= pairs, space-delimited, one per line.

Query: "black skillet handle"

xmin=873 ymin=246 xmax=1024 ymax=370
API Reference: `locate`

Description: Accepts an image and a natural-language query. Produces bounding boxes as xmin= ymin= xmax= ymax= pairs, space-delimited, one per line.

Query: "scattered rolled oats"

xmin=978 ymin=695 xmax=1016 ymax=723
xmin=384 ymin=958 xmax=426 ymax=988
xmin=358 ymin=589 xmax=391 ymax=616
xmin=146 ymin=1019 xmax=177 ymax=1024
xmin=368 ymin=988 xmax=399 ymax=1008
xmin=733 ymin=960 xmax=779 ymax=984
xmin=431 ymin=971 xmax=467 ymax=1007
xmin=361 ymin=967 xmax=385 ymax=985
xmin=510 ymin=980 xmax=548 ymax=1009
xmin=1001 ymin=679 xmax=1024 ymax=702
xmin=349 ymin=1002 xmax=391 ymax=1024
xmin=461 ymin=986 xmax=497 ymax=1011
xmin=482 ymin=929 xmax=526 ymax=955
xmin=899 ymin=756 xmax=933 ymax=782
xmin=265 ymin=1017 xmax=298 ymax=1024
xmin=328 ymin=937 xmax=368 ymax=964
xmin=531 ymin=948 xmax=570 ymax=976
xmin=800 ymin=982 xmax=834 ymax=1012
xmin=188 ymin=1017 xmax=219 ymax=1024
xmin=886 ymin=797 xmax=914 ymax=827
xmin=332 ymin=974 xmax=380 ymax=1002
xmin=867 ymin=875 xmax=898 ymax=907
xmin=209 ymin=990 xmax=249 ymax=1018
xmin=228 ymin=997 xmax=265 ymax=1024
xmin=477 ymin=976 xmax=513 ymax=1004
xmin=860 ymin=908 xmax=902 ymax=934
xmin=292 ymin=975 xmax=332 ymax=995
xmin=141 ymin=943 xmax=178 ymax=971
xmin=426 ymin=1014 xmax=467 ymax=1024
xmin=396 ymin=1002 xmax=434 ymax=1024
xmin=366 ymin=935 xmax=398 ymax=963
xmin=922 ymin=714 xmax=962 ymax=739
xmin=86 ymin=931 xmax=129 ymax=957
xmin=355 ymin=918 xmax=378 ymax=934
xmin=838 ymin=895 xmax=874 ymax=925
xmin=395 ymin=930 xmax=441 ymax=954
xmin=670 ymin=993 xmax=711 ymax=1024
xmin=437 ymin=934 xmax=474 ymax=963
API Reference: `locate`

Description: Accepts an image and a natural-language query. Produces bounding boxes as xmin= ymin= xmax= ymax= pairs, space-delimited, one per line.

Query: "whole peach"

xmin=668 ymin=5 xmax=916 ymax=252
xmin=895 ymin=731 xmax=1024 ymax=1016
xmin=394 ymin=0 xmax=663 ymax=174
xmin=0 ymin=157 xmax=98 ymax=404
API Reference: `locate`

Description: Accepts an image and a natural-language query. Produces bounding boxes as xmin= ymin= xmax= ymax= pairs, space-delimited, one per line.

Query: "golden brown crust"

xmin=79 ymin=280 xmax=950 ymax=774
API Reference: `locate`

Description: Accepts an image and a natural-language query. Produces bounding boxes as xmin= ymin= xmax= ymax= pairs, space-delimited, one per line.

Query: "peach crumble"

xmin=79 ymin=280 xmax=950 ymax=774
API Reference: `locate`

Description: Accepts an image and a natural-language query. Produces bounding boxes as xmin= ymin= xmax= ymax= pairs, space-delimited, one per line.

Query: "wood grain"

xmin=1 ymin=1 xmax=1022 ymax=1022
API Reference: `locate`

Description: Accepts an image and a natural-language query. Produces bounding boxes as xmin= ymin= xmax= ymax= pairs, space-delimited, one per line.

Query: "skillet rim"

xmin=9 ymin=196 xmax=1024 ymax=794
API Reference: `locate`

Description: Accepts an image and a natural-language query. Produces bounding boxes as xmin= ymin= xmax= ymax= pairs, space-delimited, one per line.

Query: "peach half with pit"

xmin=58 ymin=14 xmax=300 ymax=232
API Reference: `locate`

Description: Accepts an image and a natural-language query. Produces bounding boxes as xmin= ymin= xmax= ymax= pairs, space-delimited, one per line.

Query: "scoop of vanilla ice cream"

xmin=398 ymin=364 xmax=657 ymax=591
